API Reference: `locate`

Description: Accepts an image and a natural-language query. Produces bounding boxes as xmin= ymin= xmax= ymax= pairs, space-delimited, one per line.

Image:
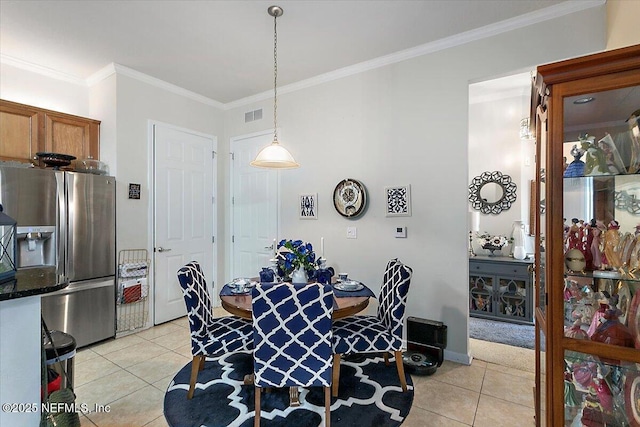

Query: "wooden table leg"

xmin=289 ymin=386 xmax=300 ymax=407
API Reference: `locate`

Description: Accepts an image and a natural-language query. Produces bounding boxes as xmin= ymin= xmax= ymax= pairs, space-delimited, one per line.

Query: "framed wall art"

xmin=299 ymin=193 xmax=318 ymax=219
xmin=385 ymin=185 xmax=411 ymax=217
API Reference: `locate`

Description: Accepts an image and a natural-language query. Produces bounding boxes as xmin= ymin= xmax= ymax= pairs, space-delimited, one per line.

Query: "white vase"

xmin=513 ymin=245 xmax=527 ymax=260
xmin=291 ymin=265 xmax=308 ymax=284
xmin=511 ymin=220 xmax=527 ymax=259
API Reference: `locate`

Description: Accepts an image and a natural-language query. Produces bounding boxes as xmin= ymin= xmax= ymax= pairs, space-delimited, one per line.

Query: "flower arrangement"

xmin=276 ymin=239 xmax=318 ymax=279
xmin=476 ymin=233 xmax=511 ymax=250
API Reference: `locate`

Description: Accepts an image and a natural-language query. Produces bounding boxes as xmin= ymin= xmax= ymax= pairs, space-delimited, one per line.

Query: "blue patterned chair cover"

xmin=177 ymin=261 xmax=253 ymax=399
xmin=331 ymin=258 xmax=412 ymax=397
xmin=252 ymin=282 xmax=334 ymax=427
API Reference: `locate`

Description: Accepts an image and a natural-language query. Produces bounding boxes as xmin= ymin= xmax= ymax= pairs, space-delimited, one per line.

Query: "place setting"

xmin=220 ymin=277 xmax=258 ymax=295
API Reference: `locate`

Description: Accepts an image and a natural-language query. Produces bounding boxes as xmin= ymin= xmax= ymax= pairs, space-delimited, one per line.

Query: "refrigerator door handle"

xmin=157 ymin=247 xmax=172 ymax=253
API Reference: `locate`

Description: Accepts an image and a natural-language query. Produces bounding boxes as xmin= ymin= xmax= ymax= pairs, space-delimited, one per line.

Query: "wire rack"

xmin=117 ymin=249 xmax=149 ymax=332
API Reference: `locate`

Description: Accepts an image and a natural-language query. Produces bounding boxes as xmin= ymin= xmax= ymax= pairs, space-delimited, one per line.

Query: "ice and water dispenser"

xmin=16 ymin=226 xmax=56 ymax=268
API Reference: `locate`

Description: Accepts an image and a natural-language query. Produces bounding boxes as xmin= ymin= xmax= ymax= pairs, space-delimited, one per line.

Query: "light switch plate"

xmin=346 ymin=227 xmax=357 ymax=239
xmin=395 ymin=226 xmax=407 ymax=238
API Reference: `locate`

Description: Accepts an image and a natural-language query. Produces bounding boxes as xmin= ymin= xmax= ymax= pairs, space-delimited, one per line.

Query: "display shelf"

xmin=533 ymin=44 xmax=640 ymax=427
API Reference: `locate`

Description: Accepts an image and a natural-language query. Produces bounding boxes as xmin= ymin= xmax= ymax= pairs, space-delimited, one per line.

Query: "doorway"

xmin=152 ymin=122 xmax=217 ymax=324
xmin=229 ymin=130 xmax=279 ymax=279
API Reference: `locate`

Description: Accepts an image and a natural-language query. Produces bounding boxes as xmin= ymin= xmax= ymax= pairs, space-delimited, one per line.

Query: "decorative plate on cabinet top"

xmin=333 ymin=178 xmax=367 ymax=218
xmin=36 ymin=152 xmax=76 ymax=169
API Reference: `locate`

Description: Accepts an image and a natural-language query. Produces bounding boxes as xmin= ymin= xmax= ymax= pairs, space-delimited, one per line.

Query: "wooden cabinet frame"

xmin=0 ymin=99 xmax=100 ymax=164
xmin=534 ymin=45 xmax=640 ymax=427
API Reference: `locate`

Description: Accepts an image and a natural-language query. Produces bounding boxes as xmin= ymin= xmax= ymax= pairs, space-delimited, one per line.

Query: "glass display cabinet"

xmin=534 ymin=45 xmax=640 ymax=427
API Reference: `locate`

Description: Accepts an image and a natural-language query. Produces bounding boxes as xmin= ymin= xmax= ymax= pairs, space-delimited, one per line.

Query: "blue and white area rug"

xmin=164 ymin=351 xmax=413 ymax=427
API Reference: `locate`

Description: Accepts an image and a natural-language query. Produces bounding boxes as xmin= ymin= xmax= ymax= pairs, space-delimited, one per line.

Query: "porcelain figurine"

xmin=591 ymin=304 xmax=635 ymax=364
xmin=603 ymin=220 xmax=622 ymax=268
xmin=564 ymin=144 xmax=586 ymax=177
xmin=591 ymin=220 xmax=606 ymax=269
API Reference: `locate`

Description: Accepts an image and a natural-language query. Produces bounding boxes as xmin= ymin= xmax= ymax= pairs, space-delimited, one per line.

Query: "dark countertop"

xmin=0 ymin=266 xmax=68 ymax=301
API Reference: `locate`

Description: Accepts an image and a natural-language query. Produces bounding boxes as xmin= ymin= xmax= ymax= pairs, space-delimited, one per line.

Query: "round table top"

xmin=220 ymin=293 xmax=370 ymax=320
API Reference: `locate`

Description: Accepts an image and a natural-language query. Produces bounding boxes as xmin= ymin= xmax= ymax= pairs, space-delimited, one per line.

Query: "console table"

xmin=469 ymin=255 xmax=534 ymax=325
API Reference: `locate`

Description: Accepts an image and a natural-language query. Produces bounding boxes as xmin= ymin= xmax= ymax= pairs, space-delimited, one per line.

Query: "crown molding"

xmin=85 ymin=63 xmax=117 ymax=86
xmin=88 ymin=63 xmax=225 ymax=109
xmin=0 ymin=54 xmax=86 ymax=85
xmin=2 ymin=0 xmax=604 ymax=110
xmin=226 ymin=0 xmax=605 ymax=109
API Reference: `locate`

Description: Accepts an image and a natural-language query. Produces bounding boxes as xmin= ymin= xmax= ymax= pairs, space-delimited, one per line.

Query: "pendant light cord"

xmin=273 ymin=11 xmax=279 ymax=143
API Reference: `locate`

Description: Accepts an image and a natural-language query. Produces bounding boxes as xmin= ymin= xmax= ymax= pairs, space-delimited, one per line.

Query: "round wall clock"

xmin=333 ymin=178 xmax=367 ymax=218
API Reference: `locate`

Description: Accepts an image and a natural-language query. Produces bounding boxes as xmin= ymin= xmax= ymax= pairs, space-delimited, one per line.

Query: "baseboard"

xmin=444 ymin=349 xmax=472 ymax=366
xmin=401 ymin=339 xmax=471 ymax=366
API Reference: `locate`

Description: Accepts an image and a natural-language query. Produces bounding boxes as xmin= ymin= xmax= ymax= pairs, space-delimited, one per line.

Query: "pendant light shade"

xmin=251 ymin=5 xmax=299 ymax=169
xmin=251 ymin=140 xmax=300 ymax=169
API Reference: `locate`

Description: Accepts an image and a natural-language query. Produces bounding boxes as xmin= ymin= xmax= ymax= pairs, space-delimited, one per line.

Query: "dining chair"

xmin=252 ymin=282 xmax=334 ymax=427
xmin=331 ymin=258 xmax=412 ymax=397
xmin=177 ymin=261 xmax=254 ymax=399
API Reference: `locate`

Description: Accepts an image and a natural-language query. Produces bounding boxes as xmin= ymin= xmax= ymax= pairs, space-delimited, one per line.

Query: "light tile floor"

xmin=74 ymin=309 xmax=536 ymax=427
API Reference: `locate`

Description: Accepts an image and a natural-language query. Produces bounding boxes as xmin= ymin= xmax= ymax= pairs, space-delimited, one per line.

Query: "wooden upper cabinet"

xmin=0 ymin=99 xmax=100 ymax=164
xmin=0 ymin=101 xmax=44 ymax=162
xmin=44 ymin=112 xmax=100 ymax=161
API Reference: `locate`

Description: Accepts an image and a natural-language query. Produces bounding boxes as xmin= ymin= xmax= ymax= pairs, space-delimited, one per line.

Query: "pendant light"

xmin=251 ymin=5 xmax=300 ymax=169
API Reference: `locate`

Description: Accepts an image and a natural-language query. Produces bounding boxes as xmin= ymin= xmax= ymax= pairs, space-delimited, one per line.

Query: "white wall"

xmin=223 ymin=5 xmax=607 ymax=362
xmin=0 ymin=2 xmax=610 ymax=362
xmin=607 ymin=0 xmax=640 ymax=50
xmin=469 ymin=86 xmax=536 ymax=254
xmin=0 ymin=63 xmax=89 ymax=116
xmin=112 ymin=74 xmax=225 ymax=295
xmin=89 ymin=74 xmax=117 ymax=176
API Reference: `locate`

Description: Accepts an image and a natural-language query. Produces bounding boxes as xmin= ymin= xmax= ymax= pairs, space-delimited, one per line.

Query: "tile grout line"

xmin=471 ymin=362 xmax=487 ymax=427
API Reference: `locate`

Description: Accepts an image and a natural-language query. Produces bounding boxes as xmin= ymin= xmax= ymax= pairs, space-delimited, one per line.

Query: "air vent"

xmin=244 ymin=108 xmax=263 ymax=123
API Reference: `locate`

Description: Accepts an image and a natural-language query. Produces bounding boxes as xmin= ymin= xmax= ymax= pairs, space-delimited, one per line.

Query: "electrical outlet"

xmin=346 ymin=227 xmax=357 ymax=239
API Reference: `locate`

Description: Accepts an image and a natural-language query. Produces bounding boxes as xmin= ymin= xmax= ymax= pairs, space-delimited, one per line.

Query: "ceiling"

xmin=0 ymin=1 xmax=583 ymax=105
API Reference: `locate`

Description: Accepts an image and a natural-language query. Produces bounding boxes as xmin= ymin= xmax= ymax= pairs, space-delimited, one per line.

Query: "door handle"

xmin=157 ymin=247 xmax=172 ymax=253
xmin=264 ymin=244 xmax=274 ymax=250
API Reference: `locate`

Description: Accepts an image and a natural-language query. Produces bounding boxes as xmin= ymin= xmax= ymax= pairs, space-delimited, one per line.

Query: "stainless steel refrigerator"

xmin=0 ymin=165 xmax=116 ymax=347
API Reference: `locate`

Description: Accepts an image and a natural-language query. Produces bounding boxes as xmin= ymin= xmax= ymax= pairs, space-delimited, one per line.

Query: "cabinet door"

xmin=469 ymin=274 xmax=493 ymax=315
xmin=536 ymin=45 xmax=640 ymax=427
xmin=495 ymin=276 xmax=529 ymax=322
xmin=44 ymin=113 xmax=99 ymax=161
xmin=0 ymin=102 xmax=43 ymax=162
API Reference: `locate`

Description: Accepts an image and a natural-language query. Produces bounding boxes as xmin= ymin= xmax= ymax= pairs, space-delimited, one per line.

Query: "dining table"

xmin=219 ymin=278 xmax=375 ymax=406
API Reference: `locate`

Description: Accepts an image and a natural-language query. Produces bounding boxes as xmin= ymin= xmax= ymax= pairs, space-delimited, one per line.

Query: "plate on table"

xmin=334 ymin=280 xmax=364 ymax=292
xmin=228 ymin=278 xmax=258 ymax=288
xmin=226 ymin=278 xmax=258 ymax=294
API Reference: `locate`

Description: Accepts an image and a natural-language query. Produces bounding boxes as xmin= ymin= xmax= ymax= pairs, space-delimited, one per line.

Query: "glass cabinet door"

xmin=557 ymin=80 xmax=640 ymax=426
xmin=535 ymin=44 xmax=640 ymax=427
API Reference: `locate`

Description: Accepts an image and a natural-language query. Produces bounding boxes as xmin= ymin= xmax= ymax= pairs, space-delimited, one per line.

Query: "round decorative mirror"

xmin=469 ymin=171 xmax=517 ymax=214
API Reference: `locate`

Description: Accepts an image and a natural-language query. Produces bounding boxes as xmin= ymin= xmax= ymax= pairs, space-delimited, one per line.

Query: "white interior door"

xmin=231 ymin=131 xmax=278 ymax=279
xmin=154 ymin=123 xmax=216 ymax=324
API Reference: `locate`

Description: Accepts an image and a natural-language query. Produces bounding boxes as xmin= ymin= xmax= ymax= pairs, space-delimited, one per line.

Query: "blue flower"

xmin=276 ymin=239 xmax=320 ymax=279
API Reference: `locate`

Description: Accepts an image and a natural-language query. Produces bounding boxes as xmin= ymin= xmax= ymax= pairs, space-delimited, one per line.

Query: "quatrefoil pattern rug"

xmin=164 ymin=351 xmax=413 ymax=427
